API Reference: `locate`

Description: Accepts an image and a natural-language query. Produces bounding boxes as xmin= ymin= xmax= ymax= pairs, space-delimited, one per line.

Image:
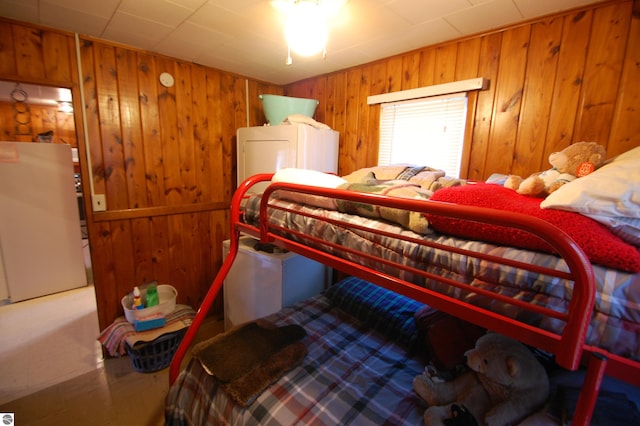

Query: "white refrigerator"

xmin=237 ymin=124 xmax=339 ymax=193
xmin=0 ymin=142 xmax=87 ymax=302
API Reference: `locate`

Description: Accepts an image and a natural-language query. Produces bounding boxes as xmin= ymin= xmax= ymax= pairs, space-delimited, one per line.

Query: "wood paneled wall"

xmin=0 ymin=19 xmax=281 ymax=329
xmin=0 ymin=0 xmax=637 ymax=330
xmin=285 ymin=0 xmax=640 ymax=180
xmin=0 ymin=101 xmax=77 ymax=145
xmin=77 ymin=39 xmax=279 ymax=328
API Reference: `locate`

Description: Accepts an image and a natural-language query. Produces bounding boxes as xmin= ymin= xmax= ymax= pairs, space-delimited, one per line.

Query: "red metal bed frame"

xmin=169 ymin=174 xmax=640 ymax=425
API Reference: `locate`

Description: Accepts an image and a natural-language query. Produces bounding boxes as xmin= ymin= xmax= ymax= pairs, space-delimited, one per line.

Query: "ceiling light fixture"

xmin=275 ymin=0 xmax=346 ymax=65
xmin=57 ymin=101 xmax=74 ymax=114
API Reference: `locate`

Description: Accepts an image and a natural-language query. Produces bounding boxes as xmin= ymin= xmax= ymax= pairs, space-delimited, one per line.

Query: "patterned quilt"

xmin=165 ymin=295 xmax=427 ymax=425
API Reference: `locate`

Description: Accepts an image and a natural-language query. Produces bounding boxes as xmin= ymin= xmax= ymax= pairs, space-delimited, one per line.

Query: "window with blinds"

xmin=378 ymin=92 xmax=468 ymax=178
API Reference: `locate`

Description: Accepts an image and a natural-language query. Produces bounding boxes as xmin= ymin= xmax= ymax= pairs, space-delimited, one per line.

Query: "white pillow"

xmin=272 ymin=168 xmax=346 ymax=187
xmin=271 ymin=168 xmax=346 ymax=210
xmin=541 ymin=146 xmax=640 ymax=219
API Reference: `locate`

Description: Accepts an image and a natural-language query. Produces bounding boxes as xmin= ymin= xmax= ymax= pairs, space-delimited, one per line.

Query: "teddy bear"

xmin=504 ymin=141 xmax=606 ymax=197
xmin=413 ymin=333 xmax=550 ymax=426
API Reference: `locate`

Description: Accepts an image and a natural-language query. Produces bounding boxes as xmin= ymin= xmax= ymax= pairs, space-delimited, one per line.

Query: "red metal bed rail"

xmin=170 ymin=174 xmax=607 ymax=425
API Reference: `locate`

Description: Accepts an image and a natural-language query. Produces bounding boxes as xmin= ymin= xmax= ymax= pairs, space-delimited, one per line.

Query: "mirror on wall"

xmin=0 ymin=81 xmax=76 ymax=146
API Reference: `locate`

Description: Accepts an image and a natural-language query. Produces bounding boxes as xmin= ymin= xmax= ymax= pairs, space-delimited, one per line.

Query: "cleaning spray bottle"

xmin=132 ymin=286 xmax=144 ymax=310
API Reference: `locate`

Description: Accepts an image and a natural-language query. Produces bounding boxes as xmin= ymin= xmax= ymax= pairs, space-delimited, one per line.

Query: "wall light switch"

xmin=93 ymin=194 xmax=106 ymax=212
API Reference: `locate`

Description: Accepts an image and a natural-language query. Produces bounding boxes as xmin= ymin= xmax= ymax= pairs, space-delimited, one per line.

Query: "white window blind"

xmin=378 ymin=92 xmax=468 ymax=178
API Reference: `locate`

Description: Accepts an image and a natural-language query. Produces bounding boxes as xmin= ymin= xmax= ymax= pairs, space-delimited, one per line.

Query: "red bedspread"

xmin=427 ymin=184 xmax=640 ymax=273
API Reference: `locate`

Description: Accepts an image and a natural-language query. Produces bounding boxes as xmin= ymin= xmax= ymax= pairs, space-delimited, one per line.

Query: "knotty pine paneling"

xmin=1 ymin=0 xmax=638 ymax=330
xmin=0 ymin=18 xmax=282 ymax=329
xmin=76 ymin=38 xmax=280 ymax=328
xmin=285 ymin=0 xmax=639 ymax=178
xmin=0 ymin=102 xmax=76 ymax=145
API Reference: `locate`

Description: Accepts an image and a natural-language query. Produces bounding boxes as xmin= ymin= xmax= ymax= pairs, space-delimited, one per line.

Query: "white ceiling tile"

xmin=41 ymin=0 xmax=120 ymax=19
xmin=167 ymin=0 xmax=208 ymax=11
xmin=387 ymin=0 xmax=474 ymax=25
xmin=100 ymin=26 xmax=161 ymax=52
xmin=118 ymin=0 xmax=196 ymax=27
xmin=444 ymin=0 xmax=523 ymax=35
xmin=0 ymin=0 xmax=38 ymax=23
xmin=514 ymin=0 xmax=603 ymax=19
xmin=103 ymin=11 xmax=174 ymax=45
xmin=156 ymin=22 xmax=231 ymax=59
xmin=39 ymin=1 xmax=109 ymax=37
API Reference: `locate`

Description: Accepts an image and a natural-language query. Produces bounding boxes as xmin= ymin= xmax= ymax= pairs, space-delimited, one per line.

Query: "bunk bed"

xmin=166 ymin=150 xmax=640 ymax=425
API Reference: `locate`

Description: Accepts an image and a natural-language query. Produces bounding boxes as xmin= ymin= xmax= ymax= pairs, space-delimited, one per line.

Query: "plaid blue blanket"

xmin=165 ymin=295 xmax=427 ymax=425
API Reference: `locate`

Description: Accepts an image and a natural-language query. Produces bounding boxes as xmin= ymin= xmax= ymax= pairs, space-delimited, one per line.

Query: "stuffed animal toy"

xmin=413 ymin=333 xmax=549 ymax=426
xmin=504 ymin=141 xmax=606 ymax=197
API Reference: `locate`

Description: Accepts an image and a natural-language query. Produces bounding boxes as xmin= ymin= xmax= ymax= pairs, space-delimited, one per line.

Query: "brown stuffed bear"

xmin=504 ymin=141 xmax=606 ymax=197
xmin=413 ymin=333 xmax=549 ymax=426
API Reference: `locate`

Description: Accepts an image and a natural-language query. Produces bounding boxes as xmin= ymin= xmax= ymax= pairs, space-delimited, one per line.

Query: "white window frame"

xmin=368 ymin=78 xmax=487 ymax=179
xmin=377 ymin=93 xmax=468 ymax=178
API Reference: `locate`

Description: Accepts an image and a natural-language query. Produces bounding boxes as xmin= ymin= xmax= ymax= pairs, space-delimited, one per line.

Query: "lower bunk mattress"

xmin=165 ymin=287 xmax=429 ymax=425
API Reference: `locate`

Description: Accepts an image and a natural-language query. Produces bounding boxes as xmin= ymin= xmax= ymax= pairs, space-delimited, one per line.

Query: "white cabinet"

xmin=223 ymin=236 xmax=329 ymax=330
xmin=237 ymin=124 xmax=339 ymax=193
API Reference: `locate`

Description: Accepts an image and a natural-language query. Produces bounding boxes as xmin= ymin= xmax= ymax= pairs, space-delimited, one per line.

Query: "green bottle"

xmin=146 ymin=284 xmax=159 ymax=307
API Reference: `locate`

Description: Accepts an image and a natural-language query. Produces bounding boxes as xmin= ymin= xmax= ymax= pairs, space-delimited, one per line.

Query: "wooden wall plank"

xmin=110 ymin=220 xmax=136 ymax=299
xmin=149 ymin=215 xmax=171 ymax=288
xmin=545 ymin=10 xmax=593 ymax=157
xmin=488 ymin=25 xmax=531 ymax=175
xmin=513 ymin=17 xmax=564 ymax=176
xmin=89 ymin=221 xmax=117 ymax=329
xmin=174 ymin=61 xmax=197 ymax=204
xmin=205 ymin=69 xmax=226 ymax=198
xmin=42 ymin=31 xmax=72 ymax=81
xmin=454 ymin=38 xmax=481 ymax=81
xmin=56 ymin=109 xmax=76 ymax=146
xmin=220 ymin=73 xmax=241 ymax=197
xmin=11 ymin=25 xmax=45 ymax=79
xmin=80 ymin=40 xmax=107 ymax=196
xmin=342 ymin=68 xmax=361 ymax=171
xmin=418 ymin=48 xmax=437 ymax=87
xmin=434 ymin=44 xmax=458 ymax=84
xmin=95 ymin=44 xmax=128 ymax=210
xmin=468 ymin=33 xmax=502 ymax=180
xmin=401 ymin=51 xmax=420 ymax=90
xmin=157 ymin=58 xmax=181 ymax=206
xmin=609 ymin=1 xmax=640 ymax=155
xmin=0 ymin=22 xmax=16 ymax=75
xmin=311 ymin=76 xmax=328 ymax=125
xmin=322 ymin=74 xmax=342 ymax=130
xmin=116 ymin=48 xmax=146 ymax=209
xmin=575 ymin=2 xmax=632 ymax=146
xmin=367 ymin=62 xmax=388 ymax=165
xmin=191 ymin=65 xmax=211 ymax=202
xmin=330 ymin=72 xmax=347 ymax=173
xmin=131 ymin=218 xmax=155 ymax=285
xmin=137 ymin=52 xmax=165 ymax=207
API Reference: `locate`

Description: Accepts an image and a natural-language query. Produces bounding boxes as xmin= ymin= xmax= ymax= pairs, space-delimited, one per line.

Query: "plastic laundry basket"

xmin=125 ymin=328 xmax=186 ymax=373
